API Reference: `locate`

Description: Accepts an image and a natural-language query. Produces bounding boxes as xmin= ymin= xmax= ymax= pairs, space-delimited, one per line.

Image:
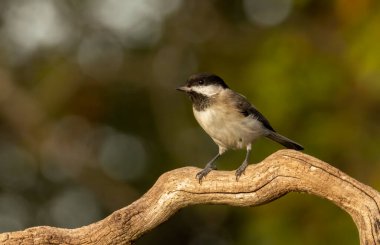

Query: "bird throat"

xmin=188 ymin=91 xmax=213 ymax=111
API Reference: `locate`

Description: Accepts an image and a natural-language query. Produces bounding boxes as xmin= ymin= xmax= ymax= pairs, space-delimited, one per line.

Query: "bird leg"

xmin=235 ymin=144 xmax=251 ymax=181
xmin=196 ymin=153 xmax=221 ymax=183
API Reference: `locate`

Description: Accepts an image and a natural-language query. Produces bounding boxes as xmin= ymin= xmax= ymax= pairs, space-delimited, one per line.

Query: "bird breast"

xmin=193 ymin=103 xmax=264 ymax=150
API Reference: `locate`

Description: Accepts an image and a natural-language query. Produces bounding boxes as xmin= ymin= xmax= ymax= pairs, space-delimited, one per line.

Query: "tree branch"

xmin=1 ymin=150 xmax=380 ymax=244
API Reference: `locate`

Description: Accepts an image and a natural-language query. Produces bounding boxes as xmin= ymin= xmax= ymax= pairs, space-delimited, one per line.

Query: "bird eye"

xmin=198 ymin=80 xmax=204 ymax=85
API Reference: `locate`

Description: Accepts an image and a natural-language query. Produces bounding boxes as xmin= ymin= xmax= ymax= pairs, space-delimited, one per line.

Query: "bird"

xmin=177 ymin=73 xmax=304 ymax=183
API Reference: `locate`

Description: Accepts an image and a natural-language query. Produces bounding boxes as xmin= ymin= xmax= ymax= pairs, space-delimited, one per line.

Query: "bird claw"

xmin=196 ymin=168 xmax=213 ymax=184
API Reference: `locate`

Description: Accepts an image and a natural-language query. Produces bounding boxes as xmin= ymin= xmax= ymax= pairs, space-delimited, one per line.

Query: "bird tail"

xmin=266 ymin=131 xmax=304 ymax=151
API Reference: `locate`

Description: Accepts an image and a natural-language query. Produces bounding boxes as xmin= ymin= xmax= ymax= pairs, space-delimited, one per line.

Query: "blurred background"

xmin=0 ymin=0 xmax=379 ymax=244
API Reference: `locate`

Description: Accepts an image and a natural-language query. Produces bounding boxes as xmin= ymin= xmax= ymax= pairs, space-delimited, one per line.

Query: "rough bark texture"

xmin=1 ymin=150 xmax=380 ymax=244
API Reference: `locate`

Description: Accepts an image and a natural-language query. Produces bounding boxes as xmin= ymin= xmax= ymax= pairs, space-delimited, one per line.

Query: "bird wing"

xmin=232 ymin=92 xmax=275 ymax=132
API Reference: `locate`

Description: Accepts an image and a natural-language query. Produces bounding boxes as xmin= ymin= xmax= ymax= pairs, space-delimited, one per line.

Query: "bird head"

xmin=176 ymin=73 xmax=229 ymax=97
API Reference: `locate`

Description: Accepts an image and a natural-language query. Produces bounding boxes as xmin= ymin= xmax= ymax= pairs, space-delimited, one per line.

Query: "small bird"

xmin=177 ymin=73 xmax=303 ymax=183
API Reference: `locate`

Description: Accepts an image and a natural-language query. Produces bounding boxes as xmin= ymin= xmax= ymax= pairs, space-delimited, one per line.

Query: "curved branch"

xmin=1 ymin=150 xmax=380 ymax=244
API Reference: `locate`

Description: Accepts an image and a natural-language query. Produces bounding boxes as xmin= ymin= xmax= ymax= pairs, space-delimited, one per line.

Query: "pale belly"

xmin=193 ymin=107 xmax=265 ymax=150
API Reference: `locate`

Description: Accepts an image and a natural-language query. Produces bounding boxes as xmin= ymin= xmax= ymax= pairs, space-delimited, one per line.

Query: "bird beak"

xmin=176 ymin=86 xmax=191 ymax=92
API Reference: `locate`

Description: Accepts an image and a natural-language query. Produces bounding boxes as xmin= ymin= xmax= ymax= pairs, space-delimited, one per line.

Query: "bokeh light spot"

xmin=77 ymin=33 xmax=124 ymax=80
xmin=1 ymin=0 xmax=71 ymax=56
xmin=49 ymin=187 xmax=102 ymax=228
xmin=99 ymin=130 xmax=147 ymax=181
xmin=87 ymin=0 xmax=170 ymax=47
xmin=243 ymin=0 xmax=293 ymax=27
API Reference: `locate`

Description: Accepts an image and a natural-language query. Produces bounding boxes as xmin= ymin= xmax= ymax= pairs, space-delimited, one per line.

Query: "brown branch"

xmin=1 ymin=150 xmax=380 ymax=244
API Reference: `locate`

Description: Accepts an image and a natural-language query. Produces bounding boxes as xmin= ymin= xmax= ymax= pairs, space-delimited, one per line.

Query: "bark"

xmin=1 ymin=150 xmax=379 ymax=244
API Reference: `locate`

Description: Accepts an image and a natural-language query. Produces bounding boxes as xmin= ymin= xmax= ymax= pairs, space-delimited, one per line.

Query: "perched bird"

xmin=177 ymin=73 xmax=303 ymax=183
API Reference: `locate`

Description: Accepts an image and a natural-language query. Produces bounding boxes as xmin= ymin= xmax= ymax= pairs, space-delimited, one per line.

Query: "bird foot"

xmin=196 ymin=167 xmax=214 ymax=184
xmin=235 ymin=161 xmax=248 ymax=181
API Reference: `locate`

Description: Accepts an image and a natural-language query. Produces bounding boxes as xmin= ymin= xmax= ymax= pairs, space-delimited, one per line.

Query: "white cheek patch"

xmin=191 ymin=85 xmax=222 ymax=96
